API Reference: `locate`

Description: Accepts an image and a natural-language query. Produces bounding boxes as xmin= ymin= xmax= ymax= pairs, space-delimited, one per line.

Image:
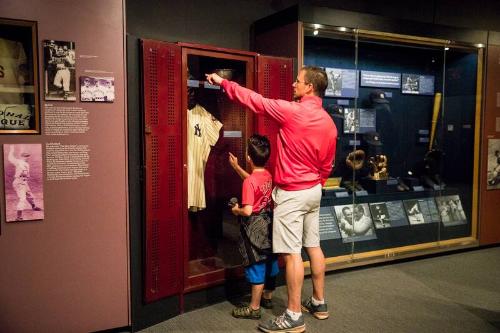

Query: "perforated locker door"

xmin=255 ymin=55 xmax=294 ymax=176
xmin=141 ymin=40 xmax=183 ymax=303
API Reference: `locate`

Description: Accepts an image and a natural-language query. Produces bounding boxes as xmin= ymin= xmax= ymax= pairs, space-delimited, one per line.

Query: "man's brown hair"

xmin=302 ymin=66 xmax=328 ymax=97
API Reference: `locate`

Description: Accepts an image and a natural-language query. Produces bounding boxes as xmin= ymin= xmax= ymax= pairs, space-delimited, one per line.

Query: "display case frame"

xmin=141 ymin=39 xmax=293 ymax=304
xmin=253 ymin=5 xmax=485 ymax=270
xmin=0 ymin=17 xmax=40 ymax=134
xmin=181 ymin=45 xmax=256 ymax=293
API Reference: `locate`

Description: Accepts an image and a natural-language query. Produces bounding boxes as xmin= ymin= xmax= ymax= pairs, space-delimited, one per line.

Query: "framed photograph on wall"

xmin=0 ymin=18 xmax=40 ymax=134
xmin=80 ymin=76 xmax=115 ymax=102
xmin=43 ymin=40 xmax=76 ymax=101
xmin=487 ymin=138 xmax=500 ymax=189
xmin=3 ymin=144 xmax=44 ymax=222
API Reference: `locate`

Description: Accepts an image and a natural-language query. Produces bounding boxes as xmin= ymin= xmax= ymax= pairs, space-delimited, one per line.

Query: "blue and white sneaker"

xmin=258 ymin=311 xmax=305 ymax=333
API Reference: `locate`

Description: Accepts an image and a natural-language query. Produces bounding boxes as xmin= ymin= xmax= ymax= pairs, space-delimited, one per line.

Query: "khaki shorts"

xmin=272 ymin=184 xmax=322 ymax=254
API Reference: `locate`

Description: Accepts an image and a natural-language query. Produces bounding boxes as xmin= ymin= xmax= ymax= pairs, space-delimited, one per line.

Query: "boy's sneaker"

xmin=232 ymin=305 xmax=261 ymax=319
xmin=260 ymin=297 xmax=273 ymax=309
xmin=301 ymin=297 xmax=329 ymax=320
xmin=258 ymin=311 xmax=305 ymax=333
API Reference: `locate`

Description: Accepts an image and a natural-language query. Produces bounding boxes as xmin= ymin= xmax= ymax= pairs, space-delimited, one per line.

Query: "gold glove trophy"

xmin=359 ymin=132 xmax=400 ymax=193
xmin=368 ymin=155 xmax=388 ymax=180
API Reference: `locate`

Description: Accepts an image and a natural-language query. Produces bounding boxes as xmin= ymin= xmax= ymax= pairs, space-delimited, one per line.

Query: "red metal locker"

xmin=142 ymin=40 xmax=183 ymax=302
xmin=255 ymin=56 xmax=294 ymax=175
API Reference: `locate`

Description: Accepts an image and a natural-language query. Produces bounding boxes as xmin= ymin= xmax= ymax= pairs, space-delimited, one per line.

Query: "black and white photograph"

xmin=0 ymin=18 xmax=40 ymax=133
xmin=487 ymin=138 xmax=500 ymax=190
xmin=80 ymin=76 xmax=115 ymax=102
xmin=344 ymin=108 xmax=359 ymax=133
xmin=402 ymin=74 xmax=435 ymax=95
xmin=325 ymin=68 xmax=342 ymax=97
xmin=402 ymin=74 xmax=419 ymax=94
xmin=403 ymin=200 xmax=425 ymax=224
xmin=369 ymin=202 xmax=391 ymax=228
xmin=334 ymin=204 xmax=377 ymax=243
xmin=369 ymin=201 xmax=410 ymax=228
xmin=43 ymin=40 xmax=76 ymax=101
xmin=403 ymin=198 xmax=440 ymax=225
xmin=343 ymin=108 xmax=376 ymax=134
xmin=3 ymin=144 xmax=44 ymax=222
xmin=435 ymin=195 xmax=467 ymax=226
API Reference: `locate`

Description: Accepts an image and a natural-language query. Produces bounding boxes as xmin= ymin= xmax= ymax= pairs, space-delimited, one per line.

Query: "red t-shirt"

xmin=221 ymin=80 xmax=337 ymax=191
xmin=241 ymin=169 xmax=273 ymax=213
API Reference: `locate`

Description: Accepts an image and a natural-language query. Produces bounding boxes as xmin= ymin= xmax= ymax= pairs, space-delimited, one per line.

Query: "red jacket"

xmin=221 ymin=80 xmax=337 ymax=191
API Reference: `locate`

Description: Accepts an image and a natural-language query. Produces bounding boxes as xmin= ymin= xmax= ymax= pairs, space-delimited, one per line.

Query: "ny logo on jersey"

xmin=194 ymin=123 xmax=202 ymax=137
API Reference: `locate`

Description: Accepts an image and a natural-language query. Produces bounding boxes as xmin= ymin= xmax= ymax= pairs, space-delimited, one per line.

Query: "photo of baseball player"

xmin=487 ymin=139 xmax=500 ymax=190
xmin=435 ymin=195 xmax=467 ymax=226
xmin=403 ymin=198 xmax=440 ymax=225
xmin=3 ymin=144 xmax=44 ymax=222
xmin=343 ymin=108 xmax=359 ymax=134
xmin=402 ymin=74 xmax=420 ymax=94
xmin=325 ymin=68 xmax=342 ymax=97
xmin=80 ymin=76 xmax=115 ymax=102
xmin=43 ymin=40 xmax=76 ymax=101
xmin=333 ymin=203 xmax=377 ymax=243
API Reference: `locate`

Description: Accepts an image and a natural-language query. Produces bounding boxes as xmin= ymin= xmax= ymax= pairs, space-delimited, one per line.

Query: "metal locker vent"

xmin=148 ymin=49 xmax=159 ymax=125
xmin=167 ymin=53 xmax=176 ymax=125
xmin=264 ymin=63 xmax=271 ymax=97
xmin=167 ymin=136 xmax=177 ymax=208
xmin=151 ymin=135 xmax=160 ymax=209
xmin=279 ymin=65 xmax=288 ymax=100
xmin=164 ymin=217 xmax=178 ymax=285
xmin=150 ymin=218 xmax=160 ymax=293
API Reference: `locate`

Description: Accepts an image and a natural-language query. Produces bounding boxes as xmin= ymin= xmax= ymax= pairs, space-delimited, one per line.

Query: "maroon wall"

xmin=0 ymin=1 xmax=129 ymax=332
xmin=480 ymin=43 xmax=500 ymax=245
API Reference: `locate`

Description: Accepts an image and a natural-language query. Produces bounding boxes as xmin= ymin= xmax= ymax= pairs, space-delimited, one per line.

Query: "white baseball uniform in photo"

xmin=187 ymin=104 xmax=222 ymax=211
xmin=53 ymin=59 xmax=70 ymax=91
xmin=80 ymin=84 xmax=95 ymax=101
xmin=104 ymin=85 xmax=115 ymax=102
xmin=7 ymin=149 xmax=32 ymax=210
xmin=0 ymin=38 xmax=31 ymax=129
xmin=92 ymin=85 xmax=106 ymax=101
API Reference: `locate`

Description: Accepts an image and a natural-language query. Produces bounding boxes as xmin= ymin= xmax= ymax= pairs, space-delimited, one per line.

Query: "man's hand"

xmin=228 ymin=152 xmax=239 ymax=170
xmin=205 ymin=73 xmax=224 ymax=86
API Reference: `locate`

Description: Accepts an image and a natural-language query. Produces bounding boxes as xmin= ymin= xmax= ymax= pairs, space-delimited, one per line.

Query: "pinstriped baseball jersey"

xmin=187 ymin=104 xmax=223 ymax=211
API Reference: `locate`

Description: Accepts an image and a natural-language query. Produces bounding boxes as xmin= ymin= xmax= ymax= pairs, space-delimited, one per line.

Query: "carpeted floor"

xmin=138 ymin=247 xmax=500 ymax=332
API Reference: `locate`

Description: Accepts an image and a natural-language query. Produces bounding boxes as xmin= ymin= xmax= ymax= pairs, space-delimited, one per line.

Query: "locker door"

xmin=255 ymin=56 xmax=294 ymax=175
xmin=141 ymin=39 xmax=183 ymax=302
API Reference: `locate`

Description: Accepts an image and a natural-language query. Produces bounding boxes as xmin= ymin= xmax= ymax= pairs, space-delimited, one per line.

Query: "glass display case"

xmin=254 ymin=8 xmax=483 ymax=268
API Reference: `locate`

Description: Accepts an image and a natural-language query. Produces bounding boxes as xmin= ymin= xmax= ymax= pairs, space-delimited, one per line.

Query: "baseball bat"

xmin=428 ymin=92 xmax=442 ymax=151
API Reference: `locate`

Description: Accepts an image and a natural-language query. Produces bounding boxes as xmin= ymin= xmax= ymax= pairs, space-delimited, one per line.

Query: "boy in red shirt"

xmin=229 ymin=134 xmax=279 ymax=319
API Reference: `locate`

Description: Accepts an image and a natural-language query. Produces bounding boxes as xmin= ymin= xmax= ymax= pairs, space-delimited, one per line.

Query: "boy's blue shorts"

xmin=245 ymin=257 xmax=279 ymax=285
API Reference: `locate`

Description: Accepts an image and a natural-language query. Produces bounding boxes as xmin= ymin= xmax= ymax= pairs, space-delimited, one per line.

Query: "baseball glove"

xmin=346 ymin=149 xmax=366 ymax=170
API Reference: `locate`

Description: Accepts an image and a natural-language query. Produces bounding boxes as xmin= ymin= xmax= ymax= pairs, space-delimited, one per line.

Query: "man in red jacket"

xmin=207 ymin=66 xmax=337 ymax=333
